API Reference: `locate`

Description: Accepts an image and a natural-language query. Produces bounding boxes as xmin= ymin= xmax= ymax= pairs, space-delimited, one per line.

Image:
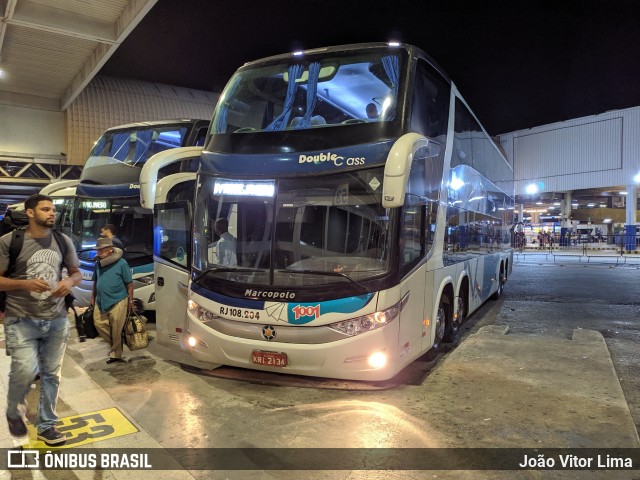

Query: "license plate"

xmin=252 ymin=350 xmax=288 ymax=367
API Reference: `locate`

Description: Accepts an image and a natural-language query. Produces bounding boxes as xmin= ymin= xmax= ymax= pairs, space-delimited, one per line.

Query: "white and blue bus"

xmin=167 ymin=43 xmax=514 ymax=380
xmin=70 ymin=119 xmax=209 ymax=310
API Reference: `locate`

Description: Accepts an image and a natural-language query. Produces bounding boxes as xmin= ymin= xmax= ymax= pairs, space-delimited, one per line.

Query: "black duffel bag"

xmin=74 ymin=306 xmax=99 ymax=341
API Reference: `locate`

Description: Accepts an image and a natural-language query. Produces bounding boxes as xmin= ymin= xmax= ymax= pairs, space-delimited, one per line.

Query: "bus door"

xmin=154 ymin=200 xmax=192 ymax=350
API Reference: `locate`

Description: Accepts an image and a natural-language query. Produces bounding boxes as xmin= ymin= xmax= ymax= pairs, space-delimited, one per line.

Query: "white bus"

xmin=139 ymin=147 xmax=203 ymax=344
xmin=164 ymin=43 xmax=515 ymax=381
xmin=2 ymin=180 xmax=78 ymax=233
xmin=67 ymin=119 xmax=209 ymax=310
xmin=41 ymin=179 xmax=79 ymax=236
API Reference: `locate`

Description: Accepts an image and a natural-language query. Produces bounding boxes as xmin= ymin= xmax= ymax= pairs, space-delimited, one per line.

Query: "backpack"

xmin=0 ymin=227 xmax=75 ymax=312
xmin=0 ymin=209 xmax=29 ymax=237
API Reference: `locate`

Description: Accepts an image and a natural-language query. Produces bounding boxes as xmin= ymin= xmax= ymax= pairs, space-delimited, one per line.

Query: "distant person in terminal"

xmin=91 ymin=237 xmax=132 ymax=364
xmin=214 ymin=218 xmax=237 ymax=266
xmin=100 ymin=224 xmax=124 ymax=249
xmin=0 ymin=193 xmax=81 ymax=446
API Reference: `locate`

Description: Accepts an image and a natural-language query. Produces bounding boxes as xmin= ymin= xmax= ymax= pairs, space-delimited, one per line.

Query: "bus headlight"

xmin=188 ymin=300 xmax=220 ymax=322
xmin=136 ymin=274 xmax=155 ymax=286
xmin=328 ymin=298 xmax=405 ymax=337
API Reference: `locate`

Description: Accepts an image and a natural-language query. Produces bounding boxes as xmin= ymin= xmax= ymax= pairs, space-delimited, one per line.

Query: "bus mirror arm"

xmin=382 ymin=133 xmax=429 ymax=208
xmin=139 ymin=146 xmax=203 ymax=209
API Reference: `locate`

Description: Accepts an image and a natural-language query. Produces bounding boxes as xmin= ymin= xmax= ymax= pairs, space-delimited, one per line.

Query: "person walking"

xmin=0 ymin=193 xmax=81 ymax=446
xmin=91 ymin=237 xmax=133 ymax=364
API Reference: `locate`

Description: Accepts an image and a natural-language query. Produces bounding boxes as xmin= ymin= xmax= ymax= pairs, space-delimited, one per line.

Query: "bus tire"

xmin=490 ymin=264 xmax=505 ymax=300
xmin=447 ymin=283 xmax=468 ymax=342
xmin=433 ymin=293 xmax=451 ymax=350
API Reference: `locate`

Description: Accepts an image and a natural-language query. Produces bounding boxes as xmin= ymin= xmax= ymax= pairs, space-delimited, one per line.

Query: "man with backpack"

xmin=0 ymin=194 xmax=81 ymax=446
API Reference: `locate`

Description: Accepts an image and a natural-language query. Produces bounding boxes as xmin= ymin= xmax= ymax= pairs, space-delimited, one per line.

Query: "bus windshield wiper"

xmin=193 ymin=267 xmax=262 ymax=283
xmin=277 ymin=269 xmax=368 ymax=294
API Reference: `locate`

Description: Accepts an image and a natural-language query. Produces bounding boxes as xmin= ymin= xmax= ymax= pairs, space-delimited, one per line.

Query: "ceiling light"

xmin=634 ymin=173 xmax=640 ymax=183
xmin=536 ymin=201 xmax=543 ymax=205
xmin=619 ymin=191 xmax=627 ymax=195
xmin=587 ymin=203 xmax=595 ymax=207
xmin=525 ymin=184 xmax=539 ymax=194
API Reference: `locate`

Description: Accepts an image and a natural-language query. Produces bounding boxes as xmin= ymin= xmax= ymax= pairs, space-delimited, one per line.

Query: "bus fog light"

xmin=368 ymin=352 xmax=387 ymax=369
xmin=188 ymin=336 xmax=197 ymax=347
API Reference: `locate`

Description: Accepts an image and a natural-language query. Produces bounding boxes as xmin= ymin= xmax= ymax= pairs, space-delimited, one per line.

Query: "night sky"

xmin=100 ymin=0 xmax=640 ymax=135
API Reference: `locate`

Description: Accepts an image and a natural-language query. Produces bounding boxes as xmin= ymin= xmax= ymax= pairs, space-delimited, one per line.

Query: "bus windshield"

xmin=193 ymin=167 xmax=393 ymax=289
xmin=73 ymin=197 xmax=153 ymax=267
xmin=82 ymin=125 xmax=190 ymax=185
xmin=211 ymin=50 xmax=402 ymax=134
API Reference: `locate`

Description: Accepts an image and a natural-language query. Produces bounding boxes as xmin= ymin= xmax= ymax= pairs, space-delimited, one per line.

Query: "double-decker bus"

xmin=139 ymin=146 xmax=203 ymax=344
xmin=164 ymin=43 xmax=514 ymax=380
xmin=69 ymin=119 xmax=209 ymax=310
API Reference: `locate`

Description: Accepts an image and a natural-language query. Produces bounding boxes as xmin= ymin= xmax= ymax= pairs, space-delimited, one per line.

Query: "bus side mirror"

xmin=382 ymin=133 xmax=429 ymax=208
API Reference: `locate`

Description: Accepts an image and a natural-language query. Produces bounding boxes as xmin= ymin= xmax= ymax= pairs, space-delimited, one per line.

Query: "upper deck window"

xmin=211 ymin=51 xmax=402 ymax=135
xmin=86 ymin=126 xmax=189 ymax=169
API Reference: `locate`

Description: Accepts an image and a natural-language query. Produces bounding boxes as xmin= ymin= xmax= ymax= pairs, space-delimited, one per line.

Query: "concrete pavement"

xmin=0 ymin=310 xmax=638 ymax=478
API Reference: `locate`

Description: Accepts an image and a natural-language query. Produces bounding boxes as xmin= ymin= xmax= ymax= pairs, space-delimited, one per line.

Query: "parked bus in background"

xmin=40 ymin=179 xmax=79 ymax=236
xmin=69 ymin=119 xmax=209 ymax=312
xmin=0 ymin=180 xmax=78 ymax=235
xmin=163 ymin=43 xmax=514 ymax=380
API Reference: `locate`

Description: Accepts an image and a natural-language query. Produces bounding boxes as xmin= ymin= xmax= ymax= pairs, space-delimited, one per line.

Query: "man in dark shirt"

xmin=100 ymin=224 xmax=124 ymax=249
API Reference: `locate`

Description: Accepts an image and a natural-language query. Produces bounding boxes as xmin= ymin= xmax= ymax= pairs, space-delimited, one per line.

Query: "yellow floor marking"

xmin=25 ymin=407 xmax=138 ymax=449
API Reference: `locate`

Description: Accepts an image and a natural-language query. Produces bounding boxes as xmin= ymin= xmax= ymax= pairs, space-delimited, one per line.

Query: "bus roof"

xmin=103 ymin=119 xmax=209 ymax=132
xmin=239 ymin=42 xmax=450 ymax=84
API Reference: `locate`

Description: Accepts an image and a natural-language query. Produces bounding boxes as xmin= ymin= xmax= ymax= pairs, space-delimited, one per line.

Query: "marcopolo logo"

xmin=298 ymin=152 xmax=365 ymax=167
xmin=244 ymin=289 xmax=296 ymax=300
xmin=129 ymin=184 xmax=141 ymax=189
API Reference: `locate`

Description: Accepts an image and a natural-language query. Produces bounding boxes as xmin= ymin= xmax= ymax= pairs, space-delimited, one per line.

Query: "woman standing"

xmin=91 ymin=237 xmax=133 ymax=364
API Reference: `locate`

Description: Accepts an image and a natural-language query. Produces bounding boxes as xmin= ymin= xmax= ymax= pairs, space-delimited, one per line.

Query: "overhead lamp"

xmin=619 ymin=191 xmax=627 ymax=195
xmin=634 ymin=172 xmax=640 ymax=183
xmin=525 ymin=184 xmax=539 ymax=195
xmin=0 ymin=69 xmax=5 ymax=79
